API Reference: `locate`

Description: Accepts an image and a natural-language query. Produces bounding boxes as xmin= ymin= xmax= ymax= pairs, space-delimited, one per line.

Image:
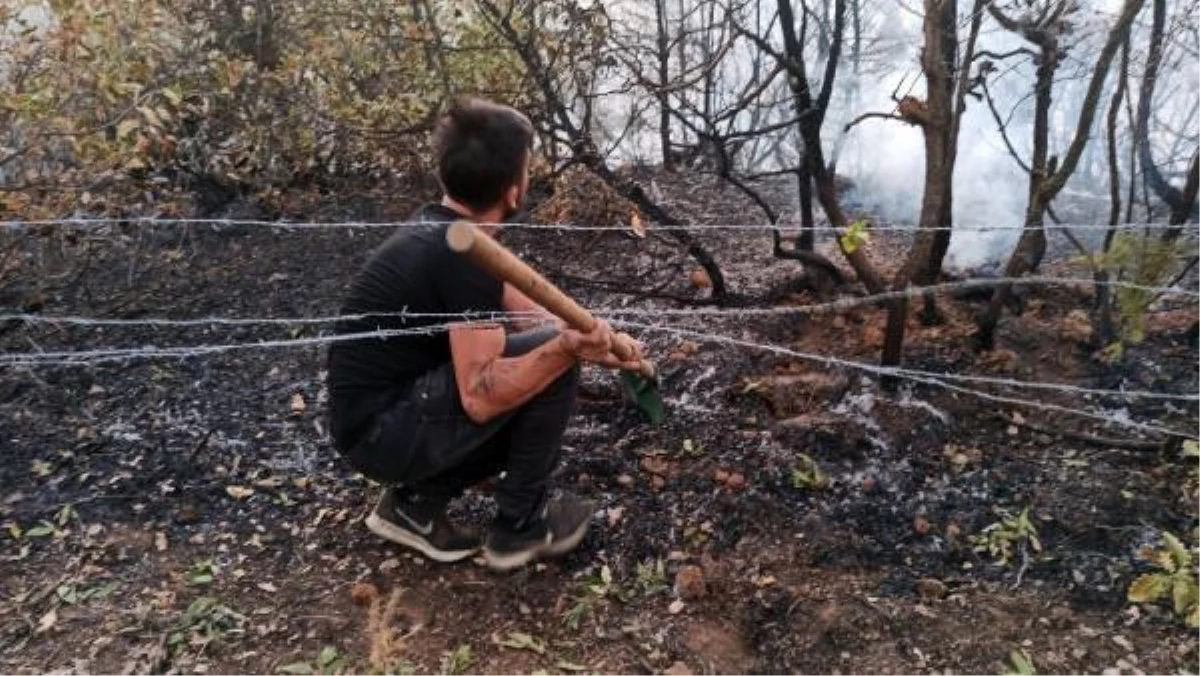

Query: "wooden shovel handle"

xmin=446 ymin=220 xmax=649 ymax=371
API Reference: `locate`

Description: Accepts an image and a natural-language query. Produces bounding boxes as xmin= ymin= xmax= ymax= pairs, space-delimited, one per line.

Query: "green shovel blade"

xmin=620 ymin=371 xmax=665 ymax=425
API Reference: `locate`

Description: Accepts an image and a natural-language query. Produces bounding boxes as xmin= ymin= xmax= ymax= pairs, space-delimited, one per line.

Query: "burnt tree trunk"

xmin=976 ymin=0 xmax=1145 ymax=350
xmin=655 ymin=0 xmax=674 ymax=171
xmin=881 ymin=0 xmax=983 ymax=369
xmin=797 ymin=160 xmax=815 ymax=251
xmin=1095 ymin=38 xmax=1132 ymax=347
xmin=778 ymin=0 xmax=886 ymax=293
xmin=1134 ymin=0 xmax=1197 ymax=220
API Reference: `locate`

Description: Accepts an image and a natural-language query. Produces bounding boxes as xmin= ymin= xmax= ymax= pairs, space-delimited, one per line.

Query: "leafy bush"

xmin=1 ymin=0 xmax=539 ymax=215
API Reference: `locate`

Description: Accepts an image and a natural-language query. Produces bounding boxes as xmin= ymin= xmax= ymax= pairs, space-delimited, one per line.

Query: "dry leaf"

xmin=36 ymin=607 xmax=57 ymax=634
xmin=225 ymin=485 xmax=255 ymax=500
xmin=630 ymin=212 xmax=646 ymax=238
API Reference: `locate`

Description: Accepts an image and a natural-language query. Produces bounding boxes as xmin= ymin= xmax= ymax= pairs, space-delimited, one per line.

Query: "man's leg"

xmin=354 ymin=327 xmax=585 ymax=564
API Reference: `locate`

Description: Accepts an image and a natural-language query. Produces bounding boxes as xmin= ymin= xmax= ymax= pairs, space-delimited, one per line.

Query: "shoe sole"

xmin=482 ymin=519 xmax=591 ymax=572
xmin=365 ymin=512 xmax=478 ymax=564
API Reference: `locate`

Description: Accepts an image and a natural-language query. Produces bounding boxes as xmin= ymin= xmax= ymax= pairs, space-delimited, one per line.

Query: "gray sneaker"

xmin=365 ymin=488 xmax=480 ymax=563
xmin=482 ymin=494 xmax=596 ymax=571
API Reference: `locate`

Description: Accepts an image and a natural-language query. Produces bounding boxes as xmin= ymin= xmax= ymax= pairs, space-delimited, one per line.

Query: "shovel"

xmin=446 ymin=220 xmax=665 ymax=425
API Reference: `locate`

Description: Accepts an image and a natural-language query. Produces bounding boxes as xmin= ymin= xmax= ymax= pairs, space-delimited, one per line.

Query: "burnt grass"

xmin=1 ymin=174 xmax=1198 ymax=675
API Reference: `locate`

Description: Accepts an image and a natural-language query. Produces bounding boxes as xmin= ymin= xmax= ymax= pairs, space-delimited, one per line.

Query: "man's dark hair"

xmin=434 ymin=98 xmax=535 ymax=212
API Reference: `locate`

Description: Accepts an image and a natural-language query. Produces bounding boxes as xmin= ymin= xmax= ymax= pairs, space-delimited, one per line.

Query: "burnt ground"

xmin=0 ymin=172 xmax=1198 ymax=675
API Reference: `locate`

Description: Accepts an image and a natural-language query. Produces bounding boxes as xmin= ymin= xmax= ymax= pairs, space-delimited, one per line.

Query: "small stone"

xmin=617 ymin=474 xmax=634 ymax=487
xmin=379 ymin=558 xmax=400 ymax=572
xmin=725 ymin=473 xmax=747 ymax=491
xmin=519 ymin=603 xmax=531 ymax=616
xmin=664 ymin=661 xmax=694 ymax=676
xmin=651 ymin=476 xmax=666 ymax=491
xmin=860 ymin=477 xmax=877 ymax=493
xmin=607 ymin=506 xmax=625 ymax=527
xmin=832 ymin=315 xmax=847 ymax=330
xmin=1112 ymin=635 xmax=1134 ymax=652
xmin=913 ymin=516 xmax=931 ymax=536
xmin=87 ymin=385 xmax=106 ymax=396
xmin=915 ymin=578 xmax=947 ymax=601
xmin=640 ymin=456 xmax=669 ymax=476
xmin=1071 ymin=648 xmax=1087 ymax=660
xmin=668 ymin=599 xmax=685 ymax=614
xmin=945 ymin=522 xmax=961 ymax=541
xmin=674 ymin=565 xmax=707 ymax=600
xmin=713 ymin=468 xmax=730 ymax=483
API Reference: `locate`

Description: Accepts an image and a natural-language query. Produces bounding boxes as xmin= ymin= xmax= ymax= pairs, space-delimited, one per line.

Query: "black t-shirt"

xmin=325 ymin=204 xmax=503 ymax=448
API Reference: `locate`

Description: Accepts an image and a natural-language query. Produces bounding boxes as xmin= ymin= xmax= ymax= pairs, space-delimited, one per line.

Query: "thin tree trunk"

xmin=778 ymin=0 xmax=886 ymax=293
xmin=977 ymin=0 xmax=1144 ymax=349
xmin=655 ymin=0 xmax=673 ymax=170
xmin=1095 ymin=38 xmax=1131 ymax=347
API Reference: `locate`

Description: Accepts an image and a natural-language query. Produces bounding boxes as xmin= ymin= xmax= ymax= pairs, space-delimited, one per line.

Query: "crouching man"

xmin=326 ymin=98 xmax=644 ymax=571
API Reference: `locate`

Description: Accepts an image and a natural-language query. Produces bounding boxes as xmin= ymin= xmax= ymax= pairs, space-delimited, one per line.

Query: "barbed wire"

xmin=3 ymin=275 xmax=1197 ymax=333
xmin=4 ymin=312 xmax=1195 ymax=404
xmin=2 ymin=216 xmax=1199 ymax=234
xmin=613 ymin=320 xmax=1198 ymax=439
xmin=0 ymin=321 xmax=482 ymax=367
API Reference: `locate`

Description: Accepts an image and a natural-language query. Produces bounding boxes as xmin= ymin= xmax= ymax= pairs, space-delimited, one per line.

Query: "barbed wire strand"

xmin=3 ymin=275 xmax=1197 ymax=333
xmin=4 ymin=315 xmax=1195 ymax=403
xmin=612 ymin=320 xmax=1197 ymax=439
xmin=0 ymin=322 xmax=479 ymax=366
xmin=2 ymin=216 xmax=1199 ymax=234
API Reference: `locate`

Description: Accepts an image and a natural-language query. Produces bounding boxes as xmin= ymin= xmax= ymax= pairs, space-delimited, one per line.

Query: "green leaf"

xmin=1181 ymin=440 xmax=1199 ymax=458
xmin=839 ymin=220 xmax=871 ymax=254
xmin=1172 ymin=578 xmax=1198 ymax=617
xmin=1007 ymin=649 xmax=1036 ymax=675
xmin=1127 ymin=574 xmax=1171 ymax=603
xmin=279 ymin=662 xmax=314 ymax=675
xmin=316 ymin=646 xmax=339 ymax=668
xmin=26 ymin=523 xmax=56 ymax=538
xmin=7 ymin=522 xmax=22 ymax=540
xmin=1162 ymin=532 xmax=1192 ymax=572
xmin=57 ymin=585 xmax=78 ymax=605
xmin=1188 ymin=604 xmax=1200 ymax=629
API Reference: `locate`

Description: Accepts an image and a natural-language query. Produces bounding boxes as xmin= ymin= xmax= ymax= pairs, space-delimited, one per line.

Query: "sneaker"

xmin=365 ymin=487 xmax=480 ymax=563
xmin=482 ymin=494 xmax=596 ymax=571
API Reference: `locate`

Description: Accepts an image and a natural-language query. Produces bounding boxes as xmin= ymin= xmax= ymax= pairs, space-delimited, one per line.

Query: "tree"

xmin=975 ymin=0 xmax=1147 ymax=350
xmin=878 ymin=0 xmax=986 ymax=370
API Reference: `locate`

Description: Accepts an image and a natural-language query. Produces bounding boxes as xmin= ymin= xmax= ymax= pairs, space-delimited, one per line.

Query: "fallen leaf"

xmin=36 ymin=607 xmax=57 ymax=634
xmin=225 ymin=486 xmax=254 ymax=500
xmin=630 ymin=212 xmax=646 ymax=238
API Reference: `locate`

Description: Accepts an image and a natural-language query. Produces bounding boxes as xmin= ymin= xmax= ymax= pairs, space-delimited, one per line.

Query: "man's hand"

xmin=560 ymin=324 xmax=646 ymax=371
xmin=559 ymin=320 xmax=614 ymax=362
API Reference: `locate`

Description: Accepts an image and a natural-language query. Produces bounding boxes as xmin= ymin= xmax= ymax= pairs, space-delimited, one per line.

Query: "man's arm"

xmin=449 ymin=320 xmax=640 ymax=424
xmin=448 ymin=323 xmax=575 ymax=424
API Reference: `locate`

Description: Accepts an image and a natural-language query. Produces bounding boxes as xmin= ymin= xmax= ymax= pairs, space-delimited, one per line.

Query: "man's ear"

xmin=504 ymin=182 xmax=521 ymax=210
